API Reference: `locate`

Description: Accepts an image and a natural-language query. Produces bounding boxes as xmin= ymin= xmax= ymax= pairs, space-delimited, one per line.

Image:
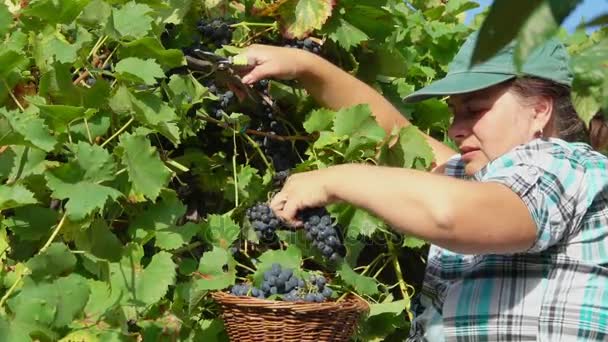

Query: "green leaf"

xmin=303 ymin=108 xmax=335 ymax=133
xmin=191 ymin=247 xmax=236 ymax=291
xmin=22 ymin=0 xmax=91 ymax=24
xmin=369 ymin=299 xmax=409 ymax=317
xmin=157 ymin=222 xmax=199 ymax=250
xmin=2 ymin=205 xmax=58 ymax=241
xmin=0 ymin=184 xmax=37 ymax=210
xmin=337 ymin=262 xmax=379 ymax=296
xmin=110 ymin=87 xmax=181 ymax=145
xmin=115 ymin=57 xmax=165 ymax=85
xmin=45 ymin=143 xmax=121 ymax=220
xmin=471 ymin=0 xmax=582 ymax=65
xmin=75 ymin=219 xmax=123 ymax=262
xmin=45 ymin=170 xmax=122 ymax=221
xmin=325 ymin=17 xmax=369 ymax=50
xmin=0 ymin=107 xmax=57 ymax=152
xmin=0 ymin=3 xmax=12 ymax=36
xmin=333 ymin=104 xmax=386 ymax=157
xmin=345 ymin=208 xmax=386 ymax=239
xmin=111 ymin=2 xmax=154 ymax=40
xmin=120 ymin=38 xmax=185 ymax=70
xmin=8 ymin=274 xmax=90 ymax=328
xmin=79 ymin=0 xmax=111 ymax=27
xmin=202 ymin=214 xmax=240 ymax=249
xmin=4 ymin=146 xmax=57 ymax=183
xmin=109 ymin=244 xmax=176 ymax=306
xmin=403 ymin=236 xmax=427 ymax=249
xmin=33 ymin=26 xmax=93 ymax=69
xmin=0 ymin=50 xmax=27 ymax=79
xmin=379 ymin=125 xmax=435 ymax=170
xmin=277 ymin=0 xmax=336 ymax=39
xmin=83 ymin=279 xmax=116 ymax=322
xmin=514 ymin=0 xmax=583 ymax=68
xmin=34 ymin=104 xmax=97 ymax=134
xmin=118 ymin=133 xmax=172 ymax=201
xmin=26 ymin=243 xmax=77 ymax=280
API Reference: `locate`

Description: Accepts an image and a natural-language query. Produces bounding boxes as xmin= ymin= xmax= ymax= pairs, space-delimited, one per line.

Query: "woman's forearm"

xmin=297 ymin=53 xmax=456 ymax=166
xmin=325 ymin=164 xmax=536 ymax=254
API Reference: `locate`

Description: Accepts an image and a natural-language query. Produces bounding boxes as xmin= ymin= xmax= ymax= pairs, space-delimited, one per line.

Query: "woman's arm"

xmin=241 ymin=45 xmax=457 ymax=168
xmin=271 ymin=163 xmax=537 ymax=254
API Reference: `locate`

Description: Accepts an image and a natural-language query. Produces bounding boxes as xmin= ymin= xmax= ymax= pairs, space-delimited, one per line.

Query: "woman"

xmin=239 ymin=32 xmax=608 ymax=340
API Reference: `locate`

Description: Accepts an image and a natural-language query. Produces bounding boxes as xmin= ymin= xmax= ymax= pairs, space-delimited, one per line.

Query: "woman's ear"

xmin=532 ymin=95 xmax=553 ymax=132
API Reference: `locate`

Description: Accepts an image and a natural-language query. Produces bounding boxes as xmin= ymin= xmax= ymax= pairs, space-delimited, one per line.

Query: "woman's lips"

xmin=460 ymin=148 xmax=480 ymax=161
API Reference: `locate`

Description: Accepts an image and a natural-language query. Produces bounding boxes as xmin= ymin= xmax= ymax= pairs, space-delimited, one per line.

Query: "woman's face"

xmin=447 ymin=83 xmax=548 ymax=176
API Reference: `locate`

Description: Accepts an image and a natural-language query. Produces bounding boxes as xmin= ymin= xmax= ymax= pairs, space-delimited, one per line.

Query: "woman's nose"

xmin=448 ymin=118 xmax=470 ymax=143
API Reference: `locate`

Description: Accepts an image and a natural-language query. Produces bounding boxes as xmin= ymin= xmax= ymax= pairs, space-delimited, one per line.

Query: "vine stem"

xmin=388 ymin=240 xmax=413 ymax=321
xmin=236 ymin=262 xmax=256 ymax=274
xmin=0 ymin=212 xmax=68 ymax=308
xmin=100 ymin=117 xmax=134 ymax=147
xmin=232 ymin=129 xmax=239 ymax=207
xmin=3 ymin=80 xmax=25 ymax=112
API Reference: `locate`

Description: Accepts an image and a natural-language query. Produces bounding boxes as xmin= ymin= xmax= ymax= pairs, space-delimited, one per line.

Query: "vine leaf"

xmin=325 ymin=17 xmax=369 ymax=50
xmin=333 ymin=104 xmax=386 ymax=157
xmin=0 ymin=3 xmax=11 ymax=36
xmin=7 ymin=274 xmax=91 ymax=329
xmin=337 ymin=262 xmax=379 ymax=296
xmin=109 ymin=244 xmax=176 ymax=307
xmin=2 ymin=205 xmax=59 ymax=241
xmin=202 ymin=214 xmax=240 ymax=250
xmin=120 ymin=37 xmax=185 ymax=70
xmin=0 ymin=107 xmax=57 ymax=152
xmin=4 ymin=146 xmax=58 ymax=183
xmin=129 ymin=191 xmax=199 ymax=250
xmin=275 ymin=0 xmax=337 ymax=39
xmin=45 ymin=142 xmax=121 ymax=220
xmin=22 ymin=0 xmax=90 ymax=25
xmin=0 ymin=184 xmax=37 ymax=210
xmin=110 ymin=86 xmax=181 ymax=145
xmin=115 ymin=57 xmax=165 ymax=85
xmin=191 ymin=247 xmax=236 ymax=291
xmin=26 ymin=243 xmax=77 ymax=281
xmin=117 ymin=132 xmax=172 ymax=201
xmin=303 ymin=108 xmax=335 ymax=133
xmin=378 ymin=125 xmax=435 ymax=170
xmin=109 ymin=2 xmax=154 ymax=40
xmin=74 ymin=219 xmax=123 ymax=262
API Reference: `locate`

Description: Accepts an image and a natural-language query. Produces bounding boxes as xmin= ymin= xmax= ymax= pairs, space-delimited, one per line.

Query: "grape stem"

xmin=3 ymin=80 xmax=25 ymax=112
xmin=196 ymin=113 xmax=316 ymax=142
xmin=232 ymin=129 xmax=239 ymax=207
xmin=231 ymin=22 xmax=276 ymax=28
xmin=100 ymin=117 xmax=134 ymax=147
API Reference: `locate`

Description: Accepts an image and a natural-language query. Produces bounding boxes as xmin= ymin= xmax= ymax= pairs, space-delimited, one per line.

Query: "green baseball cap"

xmin=403 ymin=31 xmax=573 ymax=103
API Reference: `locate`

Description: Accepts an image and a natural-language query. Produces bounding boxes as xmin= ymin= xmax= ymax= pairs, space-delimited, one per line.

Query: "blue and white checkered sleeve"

xmin=474 ymin=146 xmax=590 ymax=253
xmin=443 ymin=154 xmax=466 ymax=178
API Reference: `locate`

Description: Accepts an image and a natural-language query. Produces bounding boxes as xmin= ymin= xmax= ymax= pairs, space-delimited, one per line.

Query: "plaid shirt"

xmin=408 ymin=138 xmax=608 ymax=341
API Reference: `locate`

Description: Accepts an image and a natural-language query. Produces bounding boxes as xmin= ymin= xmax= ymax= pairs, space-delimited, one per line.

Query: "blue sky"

xmin=464 ymin=0 xmax=608 ymax=32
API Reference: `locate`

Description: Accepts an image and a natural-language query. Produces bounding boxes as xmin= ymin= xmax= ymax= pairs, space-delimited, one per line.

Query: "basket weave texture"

xmin=212 ymin=291 xmax=369 ymax=342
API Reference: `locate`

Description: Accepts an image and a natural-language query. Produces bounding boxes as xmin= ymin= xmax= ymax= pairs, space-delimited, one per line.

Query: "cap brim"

xmin=402 ymin=73 xmax=515 ymax=103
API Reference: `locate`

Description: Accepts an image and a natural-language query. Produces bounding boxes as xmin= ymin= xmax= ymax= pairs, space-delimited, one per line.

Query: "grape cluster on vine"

xmin=246 ymin=203 xmax=281 ymax=241
xmin=299 ymin=208 xmax=346 ymax=262
xmin=230 ymin=264 xmax=332 ymax=302
xmin=196 ymin=18 xmax=235 ymax=48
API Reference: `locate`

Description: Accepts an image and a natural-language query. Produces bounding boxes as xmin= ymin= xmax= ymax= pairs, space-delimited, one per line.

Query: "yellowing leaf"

xmin=277 ymin=0 xmax=336 ymax=39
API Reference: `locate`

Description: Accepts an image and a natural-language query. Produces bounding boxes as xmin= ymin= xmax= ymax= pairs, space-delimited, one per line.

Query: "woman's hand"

xmin=270 ymin=168 xmax=338 ymax=227
xmin=238 ymin=44 xmax=314 ymax=85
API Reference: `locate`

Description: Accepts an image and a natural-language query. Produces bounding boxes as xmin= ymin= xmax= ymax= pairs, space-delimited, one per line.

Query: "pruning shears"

xmin=185 ymin=49 xmax=268 ymax=112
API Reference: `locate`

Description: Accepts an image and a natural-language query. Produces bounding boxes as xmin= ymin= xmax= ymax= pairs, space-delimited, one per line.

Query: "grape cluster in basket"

xmin=230 ymin=263 xmax=333 ymax=302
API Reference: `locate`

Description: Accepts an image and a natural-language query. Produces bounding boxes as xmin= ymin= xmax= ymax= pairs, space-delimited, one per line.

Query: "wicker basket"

xmin=212 ymin=291 xmax=369 ymax=341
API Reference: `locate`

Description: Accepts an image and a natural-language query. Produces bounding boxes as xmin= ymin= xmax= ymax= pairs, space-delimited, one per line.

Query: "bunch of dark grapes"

xmin=196 ymin=18 xmax=235 ymax=48
xmin=230 ymin=264 xmax=332 ymax=302
xmin=254 ymin=120 xmax=294 ymax=172
xmin=246 ymin=203 xmax=281 ymax=242
xmin=298 ymin=208 xmax=346 ymax=262
xmin=282 ymin=38 xmax=322 ymax=55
